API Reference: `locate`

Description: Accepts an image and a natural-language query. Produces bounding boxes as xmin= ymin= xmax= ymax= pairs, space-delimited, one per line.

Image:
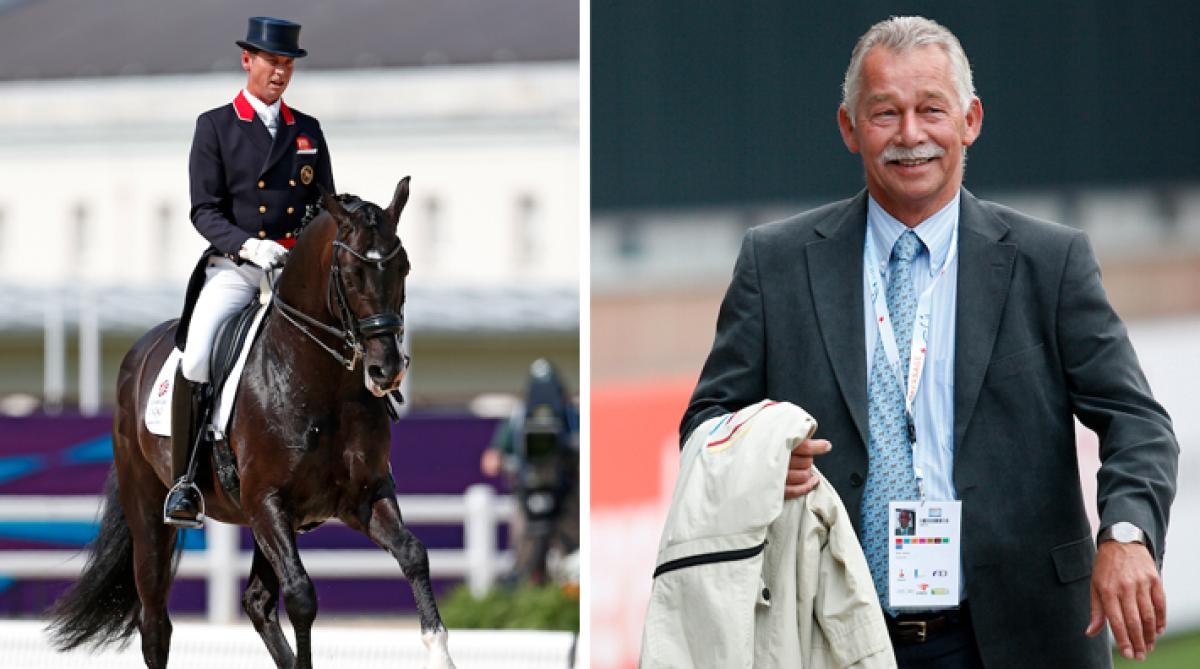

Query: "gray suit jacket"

xmin=681 ymin=189 xmax=1178 ymax=667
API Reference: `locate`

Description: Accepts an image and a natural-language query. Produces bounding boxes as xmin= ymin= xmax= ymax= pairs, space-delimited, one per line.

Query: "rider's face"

xmin=241 ymin=50 xmax=294 ymax=105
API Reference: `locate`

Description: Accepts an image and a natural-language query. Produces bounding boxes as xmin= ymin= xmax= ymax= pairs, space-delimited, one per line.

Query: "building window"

xmin=616 ymin=217 xmax=642 ymax=260
xmin=0 ymin=207 xmax=6 ymax=275
xmin=422 ymin=196 xmax=441 ymax=268
xmin=514 ymin=192 xmax=539 ymax=267
xmin=72 ymin=202 xmax=88 ymax=277
xmin=157 ymin=201 xmax=173 ymax=278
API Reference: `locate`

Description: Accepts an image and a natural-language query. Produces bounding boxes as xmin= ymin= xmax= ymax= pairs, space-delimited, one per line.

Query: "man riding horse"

xmin=47 ymin=18 xmax=456 ymax=667
xmin=167 ymin=16 xmax=335 ymax=526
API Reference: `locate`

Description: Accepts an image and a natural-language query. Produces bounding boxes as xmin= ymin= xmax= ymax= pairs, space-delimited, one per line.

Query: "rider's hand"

xmin=239 ymin=238 xmax=289 ymax=269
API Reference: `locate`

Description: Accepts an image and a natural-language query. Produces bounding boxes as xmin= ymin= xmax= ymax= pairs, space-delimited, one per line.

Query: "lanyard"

xmin=864 ymin=224 xmax=958 ymax=496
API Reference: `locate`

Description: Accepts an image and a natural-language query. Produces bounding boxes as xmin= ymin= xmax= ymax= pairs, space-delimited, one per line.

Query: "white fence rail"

xmin=1 ymin=620 xmax=576 ymax=669
xmin=0 ymin=484 xmax=514 ymax=623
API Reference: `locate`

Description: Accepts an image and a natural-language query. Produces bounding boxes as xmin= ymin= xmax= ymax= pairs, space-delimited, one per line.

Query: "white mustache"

xmin=881 ymin=143 xmax=945 ymax=162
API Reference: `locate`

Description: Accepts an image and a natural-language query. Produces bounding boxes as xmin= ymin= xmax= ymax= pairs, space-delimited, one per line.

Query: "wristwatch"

xmin=1098 ymin=522 xmax=1147 ymax=546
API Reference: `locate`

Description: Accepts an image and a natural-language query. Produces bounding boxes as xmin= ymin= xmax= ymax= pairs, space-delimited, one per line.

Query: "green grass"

xmin=438 ymin=583 xmax=580 ymax=633
xmin=1114 ymin=630 xmax=1200 ymax=668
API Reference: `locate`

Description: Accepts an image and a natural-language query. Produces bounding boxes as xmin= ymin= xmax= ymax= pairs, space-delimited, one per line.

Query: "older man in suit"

xmin=682 ymin=16 xmax=1177 ymax=668
xmin=165 ymin=16 xmax=336 ymax=527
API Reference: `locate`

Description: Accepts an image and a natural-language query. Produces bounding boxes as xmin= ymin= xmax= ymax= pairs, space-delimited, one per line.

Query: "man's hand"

xmin=480 ymin=448 xmax=502 ymax=477
xmin=1086 ymin=540 xmax=1166 ymax=661
xmin=239 ymin=238 xmax=289 ymax=269
xmin=784 ymin=438 xmax=831 ymax=499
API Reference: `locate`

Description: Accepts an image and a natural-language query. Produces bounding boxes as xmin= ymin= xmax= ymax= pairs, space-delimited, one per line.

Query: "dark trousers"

xmin=891 ymin=603 xmax=985 ymax=669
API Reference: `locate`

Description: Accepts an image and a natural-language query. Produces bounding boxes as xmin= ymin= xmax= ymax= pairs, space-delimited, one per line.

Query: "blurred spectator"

xmin=481 ymin=359 xmax=579 ymax=584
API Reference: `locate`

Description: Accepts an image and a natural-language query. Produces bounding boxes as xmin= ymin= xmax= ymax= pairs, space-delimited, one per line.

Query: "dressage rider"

xmin=165 ymin=16 xmax=336 ymax=527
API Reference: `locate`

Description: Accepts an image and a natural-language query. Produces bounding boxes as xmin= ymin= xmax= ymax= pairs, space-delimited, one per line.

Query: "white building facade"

xmin=0 ymin=62 xmax=580 ymax=409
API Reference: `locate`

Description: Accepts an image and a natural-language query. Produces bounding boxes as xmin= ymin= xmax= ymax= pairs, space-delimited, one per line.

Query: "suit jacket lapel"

xmin=807 ymin=192 xmax=870 ymax=448
xmin=232 ymin=92 xmax=273 ymax=155
xmin=238 ymin=118 xmax=273 ymax=156
xmin=953 ymin=190 xmax=1016 ymax=454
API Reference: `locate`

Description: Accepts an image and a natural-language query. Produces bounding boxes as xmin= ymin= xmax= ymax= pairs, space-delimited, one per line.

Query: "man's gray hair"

xmin=841 ymin=16 xmax=975 ymax=124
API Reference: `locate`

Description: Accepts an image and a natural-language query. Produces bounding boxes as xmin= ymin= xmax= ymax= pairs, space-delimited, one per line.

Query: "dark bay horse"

xmin=47 ymin=178 xmax=457 ymax=669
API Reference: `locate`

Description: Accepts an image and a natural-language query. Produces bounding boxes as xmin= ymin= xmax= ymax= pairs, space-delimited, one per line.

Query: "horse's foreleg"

xmin=243 ymin=540 xmax=296 ymax=668
xmin=249 ymin=497 xmax=316 ymax=669
xmin=361 ymin=495 xmax=456 ymax=669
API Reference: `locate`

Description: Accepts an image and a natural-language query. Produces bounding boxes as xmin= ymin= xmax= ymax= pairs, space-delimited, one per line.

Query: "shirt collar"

xmin=866 ymin=192 xmax=960 ymax=276
xmin=241 ymin=88 xmax=281 ymax=124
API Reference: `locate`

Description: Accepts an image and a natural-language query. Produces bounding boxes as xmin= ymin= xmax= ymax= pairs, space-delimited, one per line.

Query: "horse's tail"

xmin=45 ymin=468 xmax=179 ymax=650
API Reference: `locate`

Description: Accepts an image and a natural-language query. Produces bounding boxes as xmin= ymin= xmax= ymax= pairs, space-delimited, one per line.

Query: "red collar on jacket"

xmin=232 ymin=90 xmax=295 ymax=125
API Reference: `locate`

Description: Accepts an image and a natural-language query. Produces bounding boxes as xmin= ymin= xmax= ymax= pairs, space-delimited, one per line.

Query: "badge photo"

xmin=300 ymin=164 xmax=314 ymax=185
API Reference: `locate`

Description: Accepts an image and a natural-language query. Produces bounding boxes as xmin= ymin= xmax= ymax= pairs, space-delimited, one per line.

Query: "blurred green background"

xmin=1115 ymin=631 xmax=1200 ymax=667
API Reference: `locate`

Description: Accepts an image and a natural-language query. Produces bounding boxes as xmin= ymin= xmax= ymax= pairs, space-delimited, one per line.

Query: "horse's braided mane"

xmin=299 ymin=193 xmax=364 ymax=228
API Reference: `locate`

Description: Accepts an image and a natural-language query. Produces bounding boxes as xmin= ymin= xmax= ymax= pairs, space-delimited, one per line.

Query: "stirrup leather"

xmin=163 ymin=478 xmax=206 ymax=529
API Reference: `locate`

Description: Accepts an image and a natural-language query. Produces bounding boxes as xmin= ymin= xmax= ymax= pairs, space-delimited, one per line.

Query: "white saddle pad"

xmin=144 ymin=348 xmax=182 ymax=435
xmin=144 ymin=302 xmax=271 ymax=438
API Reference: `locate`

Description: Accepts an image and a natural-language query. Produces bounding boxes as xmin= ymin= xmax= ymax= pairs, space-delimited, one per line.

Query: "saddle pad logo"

xmin=145 ymin=348 xmax=184 ymax=435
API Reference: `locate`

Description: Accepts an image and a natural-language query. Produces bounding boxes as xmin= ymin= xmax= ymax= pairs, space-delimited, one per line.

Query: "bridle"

xmin=271 ymin=215 xmax=408 ymax=372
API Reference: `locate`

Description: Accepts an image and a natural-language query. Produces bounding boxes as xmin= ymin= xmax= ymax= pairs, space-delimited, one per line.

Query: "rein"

xmin=270 ymin=228 xmax=406 ymax=372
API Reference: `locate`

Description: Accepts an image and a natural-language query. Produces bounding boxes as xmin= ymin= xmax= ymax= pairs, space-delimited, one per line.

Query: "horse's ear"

xmin=385 ymin=176 xmax=411 ymax=223
xmin=319 ymin=186 xmax=354 ymax=234
xmin=319 ymin=185 xmax=346 ymax=220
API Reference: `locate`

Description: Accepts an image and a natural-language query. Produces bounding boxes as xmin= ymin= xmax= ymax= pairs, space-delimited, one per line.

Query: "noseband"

xmin=272 ymin=224 xmax=407 ymax=372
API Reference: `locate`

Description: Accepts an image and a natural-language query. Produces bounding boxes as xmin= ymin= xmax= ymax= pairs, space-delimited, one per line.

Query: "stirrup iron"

xmin=163 ymin=479 xmax=206 ymax=528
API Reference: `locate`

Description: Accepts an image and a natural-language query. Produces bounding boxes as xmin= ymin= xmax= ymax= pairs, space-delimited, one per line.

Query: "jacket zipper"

xmin=653 ymin=540 xmax=767 ymax=578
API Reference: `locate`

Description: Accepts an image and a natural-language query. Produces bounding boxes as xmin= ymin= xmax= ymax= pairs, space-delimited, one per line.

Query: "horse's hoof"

xmin=421 ymin=628 xmax=456 ymax=669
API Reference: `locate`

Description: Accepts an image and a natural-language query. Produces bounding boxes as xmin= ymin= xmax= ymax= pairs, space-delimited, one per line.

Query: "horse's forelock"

xmin=353 ymin=203 xmax=399 ymax=247
xmin=298 ymin=195 xmax=399 ymax=254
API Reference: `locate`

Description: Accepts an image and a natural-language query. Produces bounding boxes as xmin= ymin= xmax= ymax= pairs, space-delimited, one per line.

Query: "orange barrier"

xmin=590 ymin=376 xmax=694 ymax=669
xmin=591 ymin=376 xmax=694 ymax=506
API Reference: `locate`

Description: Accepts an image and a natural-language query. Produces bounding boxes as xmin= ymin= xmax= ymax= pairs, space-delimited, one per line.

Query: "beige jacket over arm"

xmin=640 ymin=400 xmax=894 ymax=669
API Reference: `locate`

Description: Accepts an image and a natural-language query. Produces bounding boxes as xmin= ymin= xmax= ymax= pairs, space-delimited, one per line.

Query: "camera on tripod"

xmin=518 ymin=404 xmax=568 ymax=521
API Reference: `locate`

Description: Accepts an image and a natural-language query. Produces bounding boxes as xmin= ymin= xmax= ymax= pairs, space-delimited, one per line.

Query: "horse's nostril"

xmin=368 ymin=365 xmax=388 ymax=383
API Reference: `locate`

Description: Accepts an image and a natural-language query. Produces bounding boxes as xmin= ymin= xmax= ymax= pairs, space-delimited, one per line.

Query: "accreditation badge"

xmin=300 ymin=164 xmax=314 ymax=185
xmin=888 ymin=500 xmax=962 ymax=609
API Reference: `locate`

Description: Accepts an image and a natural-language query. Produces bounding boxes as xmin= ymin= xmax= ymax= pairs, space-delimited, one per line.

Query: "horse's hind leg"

xmin=354 ymin=495 xmax=456 ymax=669
xmin=249 ymin=496 xmax=317 ymax=669
xmin=243 ymin=540 xmax=296 ymax=668
xmin=119 ymin=470 xmax=177 ymax=669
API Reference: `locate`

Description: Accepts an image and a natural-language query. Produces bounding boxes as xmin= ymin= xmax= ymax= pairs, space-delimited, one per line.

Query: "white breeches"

xmin=181 ymin=257 xmax=263 ymax=383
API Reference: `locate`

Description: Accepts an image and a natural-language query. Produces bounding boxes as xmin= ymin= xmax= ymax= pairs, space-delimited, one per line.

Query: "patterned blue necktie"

xmin=861 ymin=230 xmax=923 ymax=613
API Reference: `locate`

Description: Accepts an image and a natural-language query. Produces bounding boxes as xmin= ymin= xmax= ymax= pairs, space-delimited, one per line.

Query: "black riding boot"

xmin=164 ymin=366 xmax=206 ymax=528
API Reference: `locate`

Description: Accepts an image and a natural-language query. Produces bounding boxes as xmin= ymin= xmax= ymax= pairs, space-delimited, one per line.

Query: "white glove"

xmin=239 ymin=238 xmax=289 ymax=269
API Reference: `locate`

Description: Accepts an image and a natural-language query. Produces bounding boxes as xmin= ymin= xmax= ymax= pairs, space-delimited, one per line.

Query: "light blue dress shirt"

xmin=862 ymin=193 xmax=959 ymax=505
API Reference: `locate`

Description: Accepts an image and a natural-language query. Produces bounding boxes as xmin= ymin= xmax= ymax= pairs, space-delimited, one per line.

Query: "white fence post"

xmin=464 ymin=484 xmax=498 ymax=597
xmin=77 ymin=289 xmax=101 ymax=416
xmin=206 ymin=521 xmax=240 ymax=624
xmin=43 ymin=296 xmax=65 ymax=414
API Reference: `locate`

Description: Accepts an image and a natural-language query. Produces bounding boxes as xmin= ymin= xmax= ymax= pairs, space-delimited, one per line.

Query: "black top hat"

xmin=236 ymin=17 xmax=307 ymax=58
